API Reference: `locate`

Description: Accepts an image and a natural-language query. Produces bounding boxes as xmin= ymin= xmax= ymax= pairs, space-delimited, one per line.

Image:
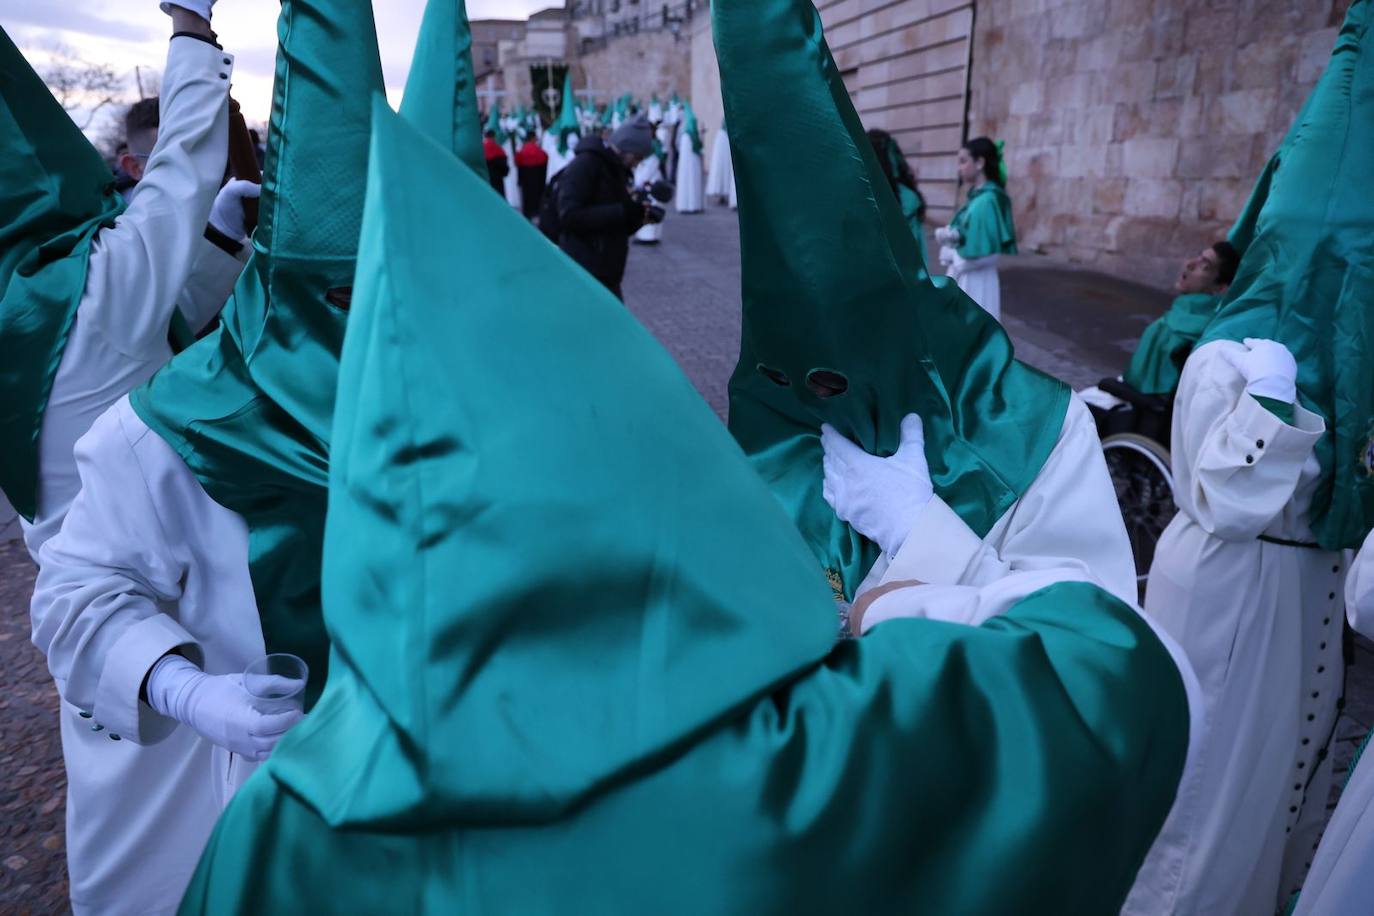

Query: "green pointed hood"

xmin=1201 ymin=0 xmax=1374 ymax=550
xmin=484 ymin=102 xmax=501 ymax=136
xmin=553 ymin=69 xmax=580 ymax=154
xmin=400 ymin=0 xmax=486 ymax=177
xmin=266 ymin=99 xmax=836 ymax=827
xmin=0 ymin=28 xmax=125 ymax=520
xmin=716 ymin=0 xmax=1067 ymax=598
xmin=130 ymin=0 xmax=385 ymax=702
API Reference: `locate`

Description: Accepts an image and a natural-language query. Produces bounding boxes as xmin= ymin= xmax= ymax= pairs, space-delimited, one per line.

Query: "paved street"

xmin=0 ymin=202 xmax=1370 ymax=910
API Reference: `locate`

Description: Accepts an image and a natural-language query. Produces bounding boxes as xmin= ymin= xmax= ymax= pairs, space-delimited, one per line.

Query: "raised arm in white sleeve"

xmin=80 ymin=34 xmax=234 ymax=359
xmin=1168 ymin=341 xmax=1324 ymax=541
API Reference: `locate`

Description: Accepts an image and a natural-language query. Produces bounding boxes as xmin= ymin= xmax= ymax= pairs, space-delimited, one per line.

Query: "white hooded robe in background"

xmin=675 ymin=129 xmax=704 ymax=214
xmin=1123 ymin=340 xmax=1343 ymax=916
xmin=1293 ymin=531 xmax=1374 ymax=915
xmin=707 ymin=126 xmax=733 ymax=200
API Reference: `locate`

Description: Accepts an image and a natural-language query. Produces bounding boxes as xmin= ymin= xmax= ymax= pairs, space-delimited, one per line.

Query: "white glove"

xmin=821 ymin=413 xmax=934 ymax=557
xmin=145 ymin=655 xmax=303 ymax=760
xmin=208 ymin=179 xmax=261 ymax=241
xmin=160 ymin=1 xmax=215 ymax=21
xmin=938 ymin=245 xmax=957 ymax=267
xmin=947 ymin=253 xmax=968 ymax=280
xmin=1220 ymin=337 xmax=1298 ymax=403
xmin=935 ymin=226 xmax=962 ymax=245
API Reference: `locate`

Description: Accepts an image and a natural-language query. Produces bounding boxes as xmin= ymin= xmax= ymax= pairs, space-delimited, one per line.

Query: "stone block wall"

xmin=970 ymin=0 xmax=1351 ymax=288
xmin=576 ymin=29 xmax=693 ymax=111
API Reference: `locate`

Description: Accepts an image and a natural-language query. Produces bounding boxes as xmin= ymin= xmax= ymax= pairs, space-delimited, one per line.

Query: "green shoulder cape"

xmin=1123 ymin=292 xmax=1221 ymax=395
xmin=953 ymin=182 xmax=1018 ymax=259
xmin=0 ymin=28 xmax=125 ymax=520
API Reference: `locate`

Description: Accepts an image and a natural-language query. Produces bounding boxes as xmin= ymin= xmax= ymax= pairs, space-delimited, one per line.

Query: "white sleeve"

xmin=868 ymin=396 xmax=1139 ymax=607
xmin=80 ymin=36 xmax=233 ymax=359
xmin=32 ymin=401 xmax=202 ymax=745
xmin=1171 ymin=342 xmax=1325 ymax=540
xmin=176 ymin=234 xmax=249 ymax=335
xmin=1346 ymin=529 xmax=1374 ymax=640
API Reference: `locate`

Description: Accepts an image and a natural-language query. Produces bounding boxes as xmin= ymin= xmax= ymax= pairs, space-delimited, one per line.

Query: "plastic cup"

xmin=243 ymin=653 xmax=308 ymax=715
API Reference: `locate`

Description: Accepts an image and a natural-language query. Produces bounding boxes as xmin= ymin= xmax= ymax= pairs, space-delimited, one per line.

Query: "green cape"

xmin=1123 ymin=292 xmax=1221 ymax=396
xmin=179 ymin=99 xmax=1189 ymax=916
xmin=130 ymin=0 xmax=483 ymax=702
xmin=953 ymin=182 xmax=1018 ymax=259
xmin=719 ymin=0 xmax=1066 ymax=599
xmin=0 ymin=28 xmax=126 ymax=520
xmin=1199 ymin=0 xmax=1374 ymax=550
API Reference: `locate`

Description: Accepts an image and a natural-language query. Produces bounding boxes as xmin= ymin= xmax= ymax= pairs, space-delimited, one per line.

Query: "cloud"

xmin=4 ymin=0 xmax=158 ymax=42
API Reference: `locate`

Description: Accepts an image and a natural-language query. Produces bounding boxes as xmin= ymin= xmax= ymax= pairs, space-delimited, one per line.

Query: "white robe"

xmin=542 ymin=130 xmax=574 ymax=181
xmin=675 ymin=132 xmax=704 ymax=214
xmin=947 ymin=250 xmax=1001 ymax=322
xmin=502 ymin=136 xmax=522 ymax=210
xmin=20 ymin=37 xmax=243 ymax=560
xmin=32 ymin=399 xmax=262 ymax=916
xmin=1124 ymin=341 xmax=1342 ymax=916
xmin=706 ymin=128 xmax=733 ymax=200
xmin=855 ymin=395 xmax=1139 ymax=613
xmin=633 ymin=155 xmax=666 ymax=244
xmin=1291 ymin=530 xmax=1374 ymax=914
xmin=18 ymin=38 xmax=246 ymax=916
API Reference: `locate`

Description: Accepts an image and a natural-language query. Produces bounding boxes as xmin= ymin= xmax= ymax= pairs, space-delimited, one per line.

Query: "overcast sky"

xmin=5 ymin=0 xmax=563 ymax=125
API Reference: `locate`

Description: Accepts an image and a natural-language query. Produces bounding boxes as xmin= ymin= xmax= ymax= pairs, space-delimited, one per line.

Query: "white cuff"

xmin=881 ymin=496 xmax=985 ymax=586
xmin=93 ymin=614 xmax=203 ymax=744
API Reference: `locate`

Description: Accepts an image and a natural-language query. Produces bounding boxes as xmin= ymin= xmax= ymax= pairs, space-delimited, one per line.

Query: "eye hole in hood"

xmin=326 ymin=287 xmax=353 ymax=311
xmin=757 ymin=363 xmax=791 ymax=387
xmin=805 ymin=369 xmax=848 ymax=399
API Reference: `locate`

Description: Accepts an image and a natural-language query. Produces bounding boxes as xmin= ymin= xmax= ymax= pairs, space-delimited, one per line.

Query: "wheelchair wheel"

xmin=1101 ymin=432 xmax=1176 ymax=601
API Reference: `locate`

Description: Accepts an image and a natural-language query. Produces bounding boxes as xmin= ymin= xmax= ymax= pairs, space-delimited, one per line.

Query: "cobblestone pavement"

xmin=0 ymin=202 xmax=1369 ymax=910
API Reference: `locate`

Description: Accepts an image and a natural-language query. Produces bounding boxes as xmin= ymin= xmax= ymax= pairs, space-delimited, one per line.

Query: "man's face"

xmin=1177 ymin=247 xmax=1224 ymax=294
xmin=119 ymin=127 xmax=158 ymax=182
xmin=618 ymin=149 xmax=645 ymax=170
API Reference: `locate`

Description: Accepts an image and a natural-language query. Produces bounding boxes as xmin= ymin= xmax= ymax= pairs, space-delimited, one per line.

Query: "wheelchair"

xmin=1086 ymin=378 xmax=1178 ymax=600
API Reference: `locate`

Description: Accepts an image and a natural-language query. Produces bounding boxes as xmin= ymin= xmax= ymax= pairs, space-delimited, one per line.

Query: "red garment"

xmin=515 ymin=140 xmax=549 ymax=168
xmin=483 ymin=137 xmax=507 ymax=162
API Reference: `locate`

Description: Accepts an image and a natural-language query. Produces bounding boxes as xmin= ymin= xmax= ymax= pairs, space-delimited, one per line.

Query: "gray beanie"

xmin=609 ymin=114 xmax=654 ymax=157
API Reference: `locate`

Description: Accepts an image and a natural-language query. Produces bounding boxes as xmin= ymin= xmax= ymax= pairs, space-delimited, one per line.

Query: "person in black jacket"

xmin=556 ymin=115 xmax=656 ymax=299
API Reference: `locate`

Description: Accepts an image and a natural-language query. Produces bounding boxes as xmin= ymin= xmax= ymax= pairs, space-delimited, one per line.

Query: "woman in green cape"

xmin=867 ymin=128 xmax=929 ymax=276
xmin=936 ymin=136 xmax=1017 ymax=321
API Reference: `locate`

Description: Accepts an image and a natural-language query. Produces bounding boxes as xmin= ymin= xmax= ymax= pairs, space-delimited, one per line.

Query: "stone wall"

xmin=576 ymin=29 xmax=693 ymax=110
xmin=819 ymin=0 xmax=976 ymax=225
xmin=969 ymin=0 xmax=1351 ymax=289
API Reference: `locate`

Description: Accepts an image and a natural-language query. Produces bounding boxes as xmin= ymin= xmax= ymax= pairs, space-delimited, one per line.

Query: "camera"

xmin=632 ymin=179 xmax=675 ymax=225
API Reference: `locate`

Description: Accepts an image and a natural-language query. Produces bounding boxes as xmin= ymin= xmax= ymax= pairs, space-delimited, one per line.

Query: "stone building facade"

xmin=685 ymin=0 xmax=1350 ymax=289
xmin=970 ymin=0 xmax=1351 ymax=287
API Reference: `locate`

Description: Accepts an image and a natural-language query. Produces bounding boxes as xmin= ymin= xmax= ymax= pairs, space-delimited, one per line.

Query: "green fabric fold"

xmin=1199 ymin=0 xmax=1374 ymax=550
xmin=178 ymin=99 xmax=1189 ymax=916
xmin=401 ymin=0 xmax=486 ymax=178
xmin=1123 ymin=292 xmax=1221 ymax=395
xmin=0 ymin=28 xmax=125 ymax=520
xmin=718 ymin=0 xmax=1066 ymax=599
xmin=953 ymin=183 xmax=1018 ymax=259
